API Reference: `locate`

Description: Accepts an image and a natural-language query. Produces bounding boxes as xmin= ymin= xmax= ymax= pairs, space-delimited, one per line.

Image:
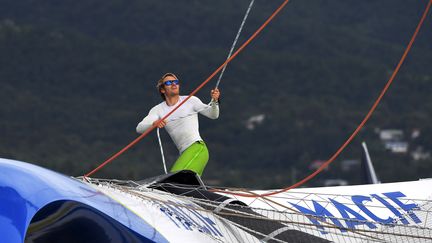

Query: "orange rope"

xmin=84 ymin=0 xmax=292 ymax=178
xmin=211 ymin=0 xmax=432 ymax=198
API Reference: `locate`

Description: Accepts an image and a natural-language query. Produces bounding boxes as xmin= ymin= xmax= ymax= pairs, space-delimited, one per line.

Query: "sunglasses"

xmin=163 ymin=80 xmax=179 ymax=86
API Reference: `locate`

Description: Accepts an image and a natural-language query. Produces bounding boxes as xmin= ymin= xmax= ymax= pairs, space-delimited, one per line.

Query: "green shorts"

xmin=170 ymin=141 xmax=209 ymax=176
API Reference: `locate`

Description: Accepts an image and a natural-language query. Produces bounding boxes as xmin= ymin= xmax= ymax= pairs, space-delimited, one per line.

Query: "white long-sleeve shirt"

xmin=136 ymin=96 xmax=219 ymax=153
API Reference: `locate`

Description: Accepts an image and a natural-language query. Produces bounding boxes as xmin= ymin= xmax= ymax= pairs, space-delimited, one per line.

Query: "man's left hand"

xmin=211 ymin=88 xmax=220 ymax=102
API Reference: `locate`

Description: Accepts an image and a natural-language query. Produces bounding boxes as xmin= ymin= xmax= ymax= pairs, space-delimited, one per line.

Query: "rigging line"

xmin=84 ymin=0 xmax=292 ymax=178
xmin=210 ymin=0 xmax=432 ymax=198
xmin=156 ymin=128 xmax=168 ymax=174
xmin=161 ymin=0 xmax=255 ymax=123
xmin=215 ymin=0 xmax=255 ymax=89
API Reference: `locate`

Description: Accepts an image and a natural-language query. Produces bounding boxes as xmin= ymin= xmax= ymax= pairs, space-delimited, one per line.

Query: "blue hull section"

xmin=0 ymin=158 xmax=168 ymax=243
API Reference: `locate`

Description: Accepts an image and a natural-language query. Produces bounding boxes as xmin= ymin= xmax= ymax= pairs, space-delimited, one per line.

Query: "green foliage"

xmin=1 ymin=0 xmax=432 ymax=188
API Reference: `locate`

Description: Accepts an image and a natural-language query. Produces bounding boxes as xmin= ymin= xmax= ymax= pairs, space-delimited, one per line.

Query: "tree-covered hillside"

xmin=1 ymin=0 xmax=432 ymax=188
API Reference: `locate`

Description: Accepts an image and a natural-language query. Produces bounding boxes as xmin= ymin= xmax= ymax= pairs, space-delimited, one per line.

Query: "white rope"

xmin=213 ymin=198 xmax=239 ymax=213
xmin=155 ymin=101 xmax=216 ymax=174
xmin=160 ymin=0 xmax=255 ymax=124
xmin=260 ymin=226 xmax=291 ymax=242
xmin=156 ymin=128 xmax=168 ymax=174
xmin=215 ymin=0 xmax=255 ymax=89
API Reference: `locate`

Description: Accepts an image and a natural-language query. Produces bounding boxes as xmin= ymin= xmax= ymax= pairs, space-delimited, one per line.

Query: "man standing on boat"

xmin=136 ymin=73 xmax=220 ymax=177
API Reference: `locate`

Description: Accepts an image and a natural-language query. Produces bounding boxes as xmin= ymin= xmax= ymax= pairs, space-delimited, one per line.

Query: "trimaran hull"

xmin=1 ymin=158 xmax=431 ymax=242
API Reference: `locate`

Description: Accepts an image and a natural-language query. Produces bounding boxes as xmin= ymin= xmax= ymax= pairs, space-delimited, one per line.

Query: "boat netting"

xmin=80 ymin=177 xmax=432 ymax=243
